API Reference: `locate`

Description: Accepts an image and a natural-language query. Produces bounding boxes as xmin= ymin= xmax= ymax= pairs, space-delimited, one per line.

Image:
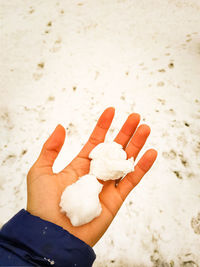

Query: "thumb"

xmin=35 ymin=124 xmax=66 ymax=171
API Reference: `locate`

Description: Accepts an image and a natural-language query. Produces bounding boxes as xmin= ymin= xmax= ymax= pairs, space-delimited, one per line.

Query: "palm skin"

xmin=27 ymin=107 xmax=157 ymax=247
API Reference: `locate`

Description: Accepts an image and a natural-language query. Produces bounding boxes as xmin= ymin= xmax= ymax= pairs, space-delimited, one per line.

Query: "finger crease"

xmin=121 ymin=130 xmax=134 ymax=138
xmin=130 ymin=141 xmax=142 ymax=150
xmin=100 ymin=198 xmax=115 ymax=218
xmin=97 ymin=124 xmax=109 ymax=130
xmin=89 ymin=136 xmax=103 ymax=145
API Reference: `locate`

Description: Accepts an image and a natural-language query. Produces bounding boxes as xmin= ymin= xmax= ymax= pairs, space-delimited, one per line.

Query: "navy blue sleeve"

xmin=0 ymin=209 xmax=96 ymax=266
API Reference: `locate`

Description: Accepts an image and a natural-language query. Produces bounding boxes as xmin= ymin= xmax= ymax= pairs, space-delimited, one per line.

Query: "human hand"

xmin=27 ymin=107 xmax=157 ymax=247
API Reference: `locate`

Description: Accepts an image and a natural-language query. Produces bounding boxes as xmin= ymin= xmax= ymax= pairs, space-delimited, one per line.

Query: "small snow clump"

xmin=89 ymin=142 xmax=134 ymax=181
xmin=60 ymin=174 xmax=103 ymax=227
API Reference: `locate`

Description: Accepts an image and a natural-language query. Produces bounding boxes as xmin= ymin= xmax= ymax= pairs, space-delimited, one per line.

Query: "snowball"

xmin=89 ymin=142 xmax=134 ymax=181
xmin=89 ymin=142 xmax=127 ymax=160
xmin=90 ymin=157 xmax=134 ymax=181
xmin=60 ymin=174 xmax=103 ymax=227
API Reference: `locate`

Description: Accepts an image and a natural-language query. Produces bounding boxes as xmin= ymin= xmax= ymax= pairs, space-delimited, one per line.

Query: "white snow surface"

xmin=89 ymin=142 xmax=134 ymax=181
xmin=60 ymin=174 xmax=103 ymax=226
xmin=1 ymin=0 xmax=200 ymax=266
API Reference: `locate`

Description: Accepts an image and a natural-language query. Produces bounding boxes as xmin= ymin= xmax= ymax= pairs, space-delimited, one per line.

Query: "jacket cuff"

xmin=0 ymin=209 xmax=96 ymax=266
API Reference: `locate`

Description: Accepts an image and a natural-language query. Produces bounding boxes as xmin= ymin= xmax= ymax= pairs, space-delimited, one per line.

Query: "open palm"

xmin=27 ymin=107 xmax=157 ymax=247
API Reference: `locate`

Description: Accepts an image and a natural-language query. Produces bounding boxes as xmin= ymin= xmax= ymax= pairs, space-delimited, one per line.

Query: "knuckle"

xmin=89 ymin=136 xmax=101 ymax=146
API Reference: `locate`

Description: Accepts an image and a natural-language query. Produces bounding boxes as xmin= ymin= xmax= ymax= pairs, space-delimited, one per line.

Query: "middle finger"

xmin=114 ymin=113 xmax=140 ymax=149
xmin=125 ymin=124 xmax=151 ymax=160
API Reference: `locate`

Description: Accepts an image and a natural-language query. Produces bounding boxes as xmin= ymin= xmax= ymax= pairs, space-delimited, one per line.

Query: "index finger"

xmin=78 ymin=107 xmax=115 ymax=158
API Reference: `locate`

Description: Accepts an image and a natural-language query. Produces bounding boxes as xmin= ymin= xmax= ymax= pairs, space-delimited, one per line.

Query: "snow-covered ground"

xmin=0 ymin=0 xmax=200 ymax=266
